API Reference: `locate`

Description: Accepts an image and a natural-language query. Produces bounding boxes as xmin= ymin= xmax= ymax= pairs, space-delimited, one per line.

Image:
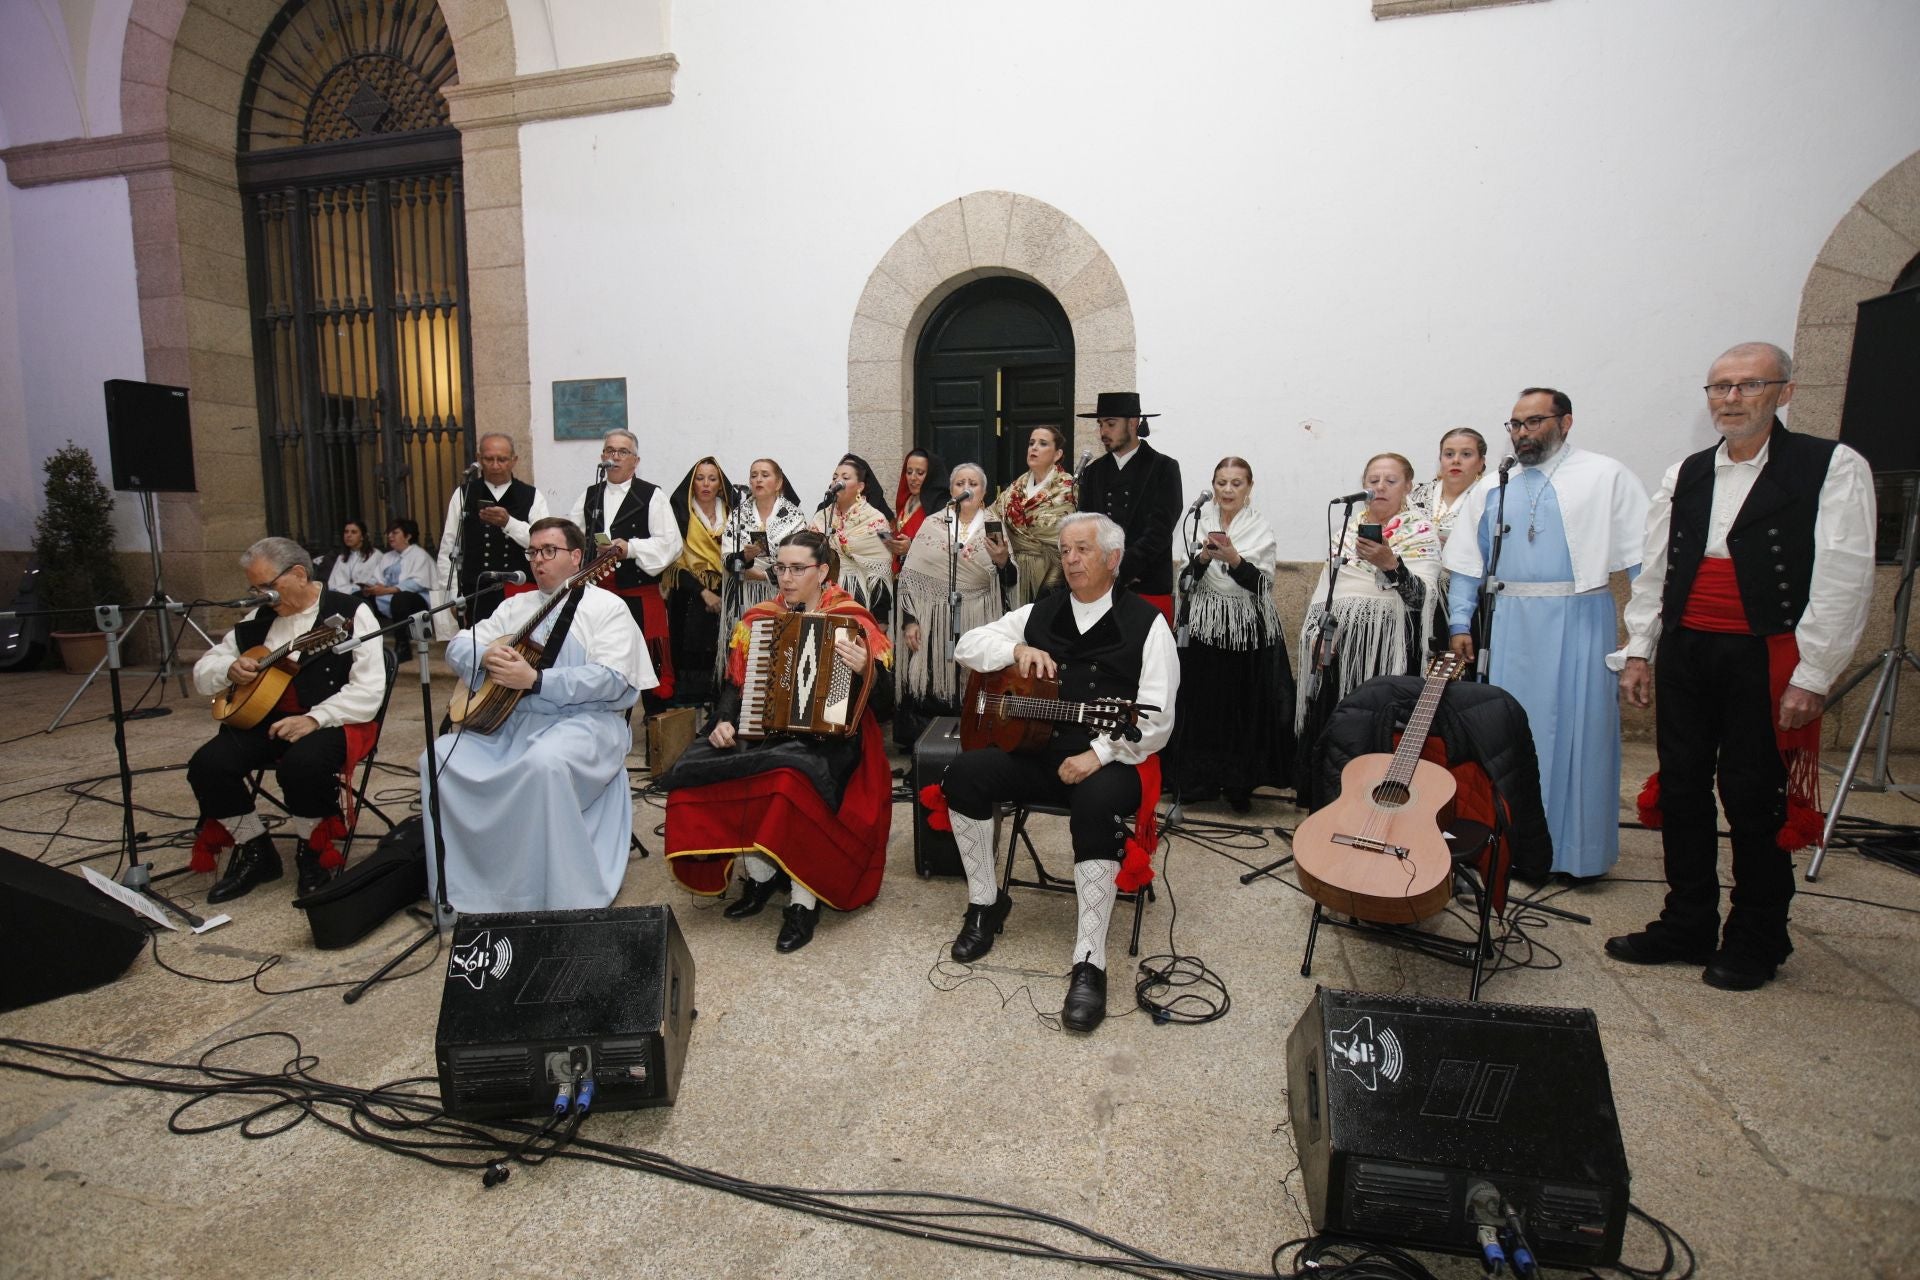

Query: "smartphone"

xmin=744 ymin=536 xmax=768 ymax=559
xmin=1357 ymin=523 xmax=1383 ymax=543
xmin=985 ymin=519 xmax=1006 ymax=540
xmin=1206 ymin=531 xmax=1229 ymax=547
xmin=593 ymin=532 xmax=612 ymax=548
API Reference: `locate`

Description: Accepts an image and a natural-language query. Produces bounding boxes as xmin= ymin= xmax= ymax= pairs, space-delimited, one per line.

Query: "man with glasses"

xmin=569 ymin=429 xmax=684 ymax=707
xmin=1607 ymin=343 xmax=1874 ymax=990
xmin=663 ymin=530 xmax=893 ymax=954
xmin=435 ymin=432 xmax=549 ymax=626
xmin=421 ymin=517 xmax=653 ymax=914
xmin=188 ymin=537 xmax=384 ymax=902
xmin=1443 ymin=388 xmax=1649 ymax=884
xmin=1074 ymin=391 xmax=1184 ymax=624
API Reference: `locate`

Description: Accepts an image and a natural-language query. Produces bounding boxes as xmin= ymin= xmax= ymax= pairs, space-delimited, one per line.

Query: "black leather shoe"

xmin=950 ymin=891 xmax=1013 ymax=963
xmin=1604 ymin=929 xmax=1714 ymax=967
xmin=1703 ymin=951 xmax=1777 ymax=991
xmin=208 ymin=834 xmax=283 ymax=904
xmin=775 ymin=902 xmax=819 ymax=953
xmin=295 ymin=849 xmax=335 ymax=896
xmin=724 ymin=870 xmax=790 ymax=919
xmin=1061 ymin=961 xmax=1108 ymax=1033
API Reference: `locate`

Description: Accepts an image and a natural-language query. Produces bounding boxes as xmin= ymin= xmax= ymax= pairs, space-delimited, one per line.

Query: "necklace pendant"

xmin=1527 ymin=525 xmax=1538 ymax=543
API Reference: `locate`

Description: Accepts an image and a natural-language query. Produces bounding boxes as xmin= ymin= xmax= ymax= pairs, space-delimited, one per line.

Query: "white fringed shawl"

xmin=1184 ymin=500 xmax=1283 ymax=650
xmin=1295 ymin=506 xmax=1442 ymax=733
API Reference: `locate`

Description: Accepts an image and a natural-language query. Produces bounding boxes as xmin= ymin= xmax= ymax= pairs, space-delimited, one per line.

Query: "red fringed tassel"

xmin=918 ymin=783 xmax=952 ymax=831
xmin=1117 ymin=756 xmax=1162 ymax=893
xmin=1778 ymin=745 xmax=1824 ymax=853
xmin=306 ymin=812 xmax=352 ymax=870
xmin=190 ymin=819 xmax=233 ymax=874
xmin=1637 ymin=772 xmax=1663 ymax=830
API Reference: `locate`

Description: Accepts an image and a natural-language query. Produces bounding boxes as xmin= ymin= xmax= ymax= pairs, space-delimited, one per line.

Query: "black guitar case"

xmin=0 ymin=560 xmax=49 ymax=672
xmin=293 ymin=815 xmax=427 ymax=949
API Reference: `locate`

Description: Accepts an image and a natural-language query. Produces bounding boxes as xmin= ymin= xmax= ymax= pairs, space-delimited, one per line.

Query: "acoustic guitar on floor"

xmin=1292 ymin=652 xmax=1465 ymax=924
xmin=958 ymin=668 xmax=1156 ymax=754
xmin=447 ymin=545 xmax=623 ymax=734
xmin=209 ymin=614 xmax=352 ymax=730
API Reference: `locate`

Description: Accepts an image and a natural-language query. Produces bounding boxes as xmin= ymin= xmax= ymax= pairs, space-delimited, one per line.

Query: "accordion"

xmin=738 ymin=611 xmax=874 ymax=739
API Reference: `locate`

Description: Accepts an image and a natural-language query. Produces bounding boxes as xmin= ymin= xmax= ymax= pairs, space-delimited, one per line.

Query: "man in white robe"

xmin=421 ymin=517 xmax=654 ymax=914
xmin=1445 ymin=388 xmax=1649 ymax=881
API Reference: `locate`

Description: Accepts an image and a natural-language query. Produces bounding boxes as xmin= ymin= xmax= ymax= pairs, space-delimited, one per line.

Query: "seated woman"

xmin=716 ymin=456 xmax=808 ymax=686
xmin=363 ymin=517 xmax=437 ymax=662
xmin=325 ymin=518 xmax=380 ymax=595
xmin=665 ymin=456 xmax=732 ymax=709
xmin=809 ymin=453 xmax=895 ymax=622
xmin=994 ymin=423 xmax=1076 ymax=606
xmin=1293 ymin=452 xmax=1441 ymax=808
xmin=663 ymin=530 xmax=894 ymax=954
xmin=893 ymin=462 xmax=1014 ymax=748
xmin=885 ymin=448 xmax=948 ymax=574
xmin=1166 ymin=456 xmax=1295 ymax=811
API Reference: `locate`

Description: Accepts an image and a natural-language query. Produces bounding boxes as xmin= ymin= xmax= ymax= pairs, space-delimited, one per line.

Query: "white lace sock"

xmin=742 ymin=853 xmax=778 ymax=883
xmin=289 ymin=816 xmax=320 ymax=842
xmin=1072 ymin=859 xmax=1119 ymax=971
xmin=950 ymin=812 xmax=1000 ymax=907
xmin=220 ymin=812 xmax=265 ymax=844
xmin=790 ymin=883 xmax=818 ymax=911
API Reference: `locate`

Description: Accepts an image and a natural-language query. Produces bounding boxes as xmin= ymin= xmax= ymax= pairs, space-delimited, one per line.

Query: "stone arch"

xmin=1790 ymin=150 xmax=1920 ymax=439
xmin=113 ymin=0 xmax=520 ymax=598
xmin=846 ymin=191 xmax=1137 ymax=486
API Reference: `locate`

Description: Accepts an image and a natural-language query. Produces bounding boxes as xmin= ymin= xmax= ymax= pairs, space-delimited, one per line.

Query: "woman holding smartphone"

xmin=892 ymin=463 xmax=1014 ymax=748
xmin=1166 ymin=457 xmax=1294 ymax=811
xmin=1293 ymin=452 xmax=1442 ymax=807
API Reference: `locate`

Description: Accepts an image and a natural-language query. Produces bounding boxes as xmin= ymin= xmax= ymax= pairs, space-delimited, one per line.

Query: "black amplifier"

xmin=911 ymin=716 xmax=998 ymax=878
xmin=436 ymin=904 xmax=695 ymax=1120
xmin=1285 ymin=988 xmax=1629 ymax=1268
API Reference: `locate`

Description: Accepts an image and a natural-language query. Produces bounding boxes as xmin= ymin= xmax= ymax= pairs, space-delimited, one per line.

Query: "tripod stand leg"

xmin=1810 ymin=652 xmax=1897 ymax=881
xmin=343 ymin=908 xmax=439 ymax=1004
xmin=47 ymin=652 xmax=109 ymax=731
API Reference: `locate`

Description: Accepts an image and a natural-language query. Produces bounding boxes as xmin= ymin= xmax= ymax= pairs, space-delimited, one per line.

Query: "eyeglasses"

xmin=528 ymin=545 xmax=571 ymax=561
xmin=601 ymin=447 xmax=636 ymax=459
xmin=1504 ymin=414 xmax=1565 ymax=433
xmin=1703 ymin=380 xmax=1788 ymax=400
xmin=771 ymin=562 xmax=822 ymax=577
xmin=246 ymin=565 xmax=296 ymax=592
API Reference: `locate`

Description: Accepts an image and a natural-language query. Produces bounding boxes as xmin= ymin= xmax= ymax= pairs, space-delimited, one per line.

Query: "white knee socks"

xmin=950 ymin=813 xmax=999 ymax=907
xmin=220 ymin=812 xmax=265 ymax=844
xmin=1073 ymin=859 xmax=1118 ymax=971
xmin=742 ymin=853 xmax=777 ymax=883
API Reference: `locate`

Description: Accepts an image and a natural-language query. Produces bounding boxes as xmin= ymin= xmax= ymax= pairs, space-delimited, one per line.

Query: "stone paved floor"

xmin=0 ymin=661 xmax=1915 ymax=1278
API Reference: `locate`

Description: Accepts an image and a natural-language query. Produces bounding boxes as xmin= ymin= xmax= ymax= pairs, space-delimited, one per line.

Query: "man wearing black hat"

xmin=1074 ymin=392 xmax=1184 ymax=624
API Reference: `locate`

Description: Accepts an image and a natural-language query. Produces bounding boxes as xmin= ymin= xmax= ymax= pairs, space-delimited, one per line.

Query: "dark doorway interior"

xmin=915 ymin=278 xmax=1075 ymax=499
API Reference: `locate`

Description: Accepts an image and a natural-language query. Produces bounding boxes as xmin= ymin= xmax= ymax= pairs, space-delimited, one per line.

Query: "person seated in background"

xmin=363 ymin=517 xmax=436 ymax=663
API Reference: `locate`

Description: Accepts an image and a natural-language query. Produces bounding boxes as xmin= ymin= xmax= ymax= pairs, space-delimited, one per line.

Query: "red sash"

xmin=609 ymin=582 xmax=674 ymax=700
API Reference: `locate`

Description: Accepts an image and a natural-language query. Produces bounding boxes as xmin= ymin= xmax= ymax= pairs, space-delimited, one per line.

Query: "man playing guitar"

xmin=937 ymin=513 xmax=1179 ymax=1032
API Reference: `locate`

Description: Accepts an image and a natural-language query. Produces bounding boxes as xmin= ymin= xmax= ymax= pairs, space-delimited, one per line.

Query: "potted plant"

xmin=33 ymin=442 xmax=130 ymax=673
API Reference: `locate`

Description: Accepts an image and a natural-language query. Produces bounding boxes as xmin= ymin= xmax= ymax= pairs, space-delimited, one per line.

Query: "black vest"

xmin=232 ymin=588 xmax=365 ymax=716
xmin=1023 ymin=588 xmax=1158 ymax=754
xmin=458 ymin=476 xmax=538 ymax=592
xmin=1075 ymin=441 xmax=1182 ymax=595
xmin=584 ymin=478 xmax=661 ymax=589
xmin=1660 ymin=421 xmax=1837 ymax=636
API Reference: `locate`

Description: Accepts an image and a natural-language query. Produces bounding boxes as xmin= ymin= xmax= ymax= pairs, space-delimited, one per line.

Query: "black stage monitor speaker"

xmin=913 ymin=716 xmax=981 ymax=878
xmin=0 ymin=846 xmax=147 ymax=1011
xmin=1286 ymin=988 xmax=1630 ymax=1269
xmin=436 ymin=904 xmax=695 ymax=1120
xmin=103 ymin=378 xmax=196 ymax=492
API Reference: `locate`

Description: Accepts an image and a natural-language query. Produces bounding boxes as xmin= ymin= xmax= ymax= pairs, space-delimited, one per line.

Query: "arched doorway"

xmin=238 ymin=0 xmax=473 ymax=549
xmin=914 ymin=277 xmax=1074 ymax=497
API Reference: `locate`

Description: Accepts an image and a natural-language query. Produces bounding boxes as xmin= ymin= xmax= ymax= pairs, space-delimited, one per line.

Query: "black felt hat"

xmin=1075 ymin=391 xmax=1159 ymax=435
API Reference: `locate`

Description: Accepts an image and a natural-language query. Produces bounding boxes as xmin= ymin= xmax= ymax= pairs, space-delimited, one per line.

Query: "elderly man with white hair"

xmin=570 ymin=429 xmax=683 ymax=706
xmin=932 ymin=512 xmax=1178 ymax=1033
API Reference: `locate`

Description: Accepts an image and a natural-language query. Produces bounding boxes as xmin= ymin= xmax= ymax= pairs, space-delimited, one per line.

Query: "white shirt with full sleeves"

xmin=568 ymin=480 xmax=684 ymax=578
xmin=192 ymin=595 xmax=384 ymax=730
xmin=1611 ymin=435 xmax=1877 ymax=696
xmin=954 ymin=590 xmax=1180 ymax=768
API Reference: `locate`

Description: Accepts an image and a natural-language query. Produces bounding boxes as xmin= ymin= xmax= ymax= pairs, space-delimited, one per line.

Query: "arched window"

xmin=238 ymin=0 xmax=471 ymax=552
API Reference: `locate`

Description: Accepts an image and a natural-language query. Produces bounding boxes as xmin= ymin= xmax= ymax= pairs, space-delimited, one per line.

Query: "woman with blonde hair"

xmin=994 ymin=423 xmax=1077 ymax=605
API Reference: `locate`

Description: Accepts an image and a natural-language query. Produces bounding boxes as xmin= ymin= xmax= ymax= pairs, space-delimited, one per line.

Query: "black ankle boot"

xmin=775 ymin=902 xmax=820 ymax=953
xmin=295 ymin=847 xmax=336 ymax=896
xmin=208 ymin=833 xmax=283 ymax=904
xmin=724 ymin=869 xmax=791 ymax=919
xmin=950 ymin=891 xmax=1013 ymax=963
xmin=1061 ymin=960 xmax=1108 ymax=1033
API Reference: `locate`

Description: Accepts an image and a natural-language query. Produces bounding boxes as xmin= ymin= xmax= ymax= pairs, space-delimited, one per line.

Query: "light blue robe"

xmin=1448 ymin=477 xmax=1637 ymax=877
xmin=422 ymin=587 xmax=646 ymax=913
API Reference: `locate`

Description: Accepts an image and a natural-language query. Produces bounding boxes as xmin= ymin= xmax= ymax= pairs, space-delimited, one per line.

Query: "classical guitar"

xmin=447 ymin=545 xmax=622 ymax=734
xmin=1291 ymin=652 xmax=1465 ymax=925
xmin=958 ymin=668 xmax=1156 ymax=755
xmin=209 ymin=614 xmax=352 ymax=730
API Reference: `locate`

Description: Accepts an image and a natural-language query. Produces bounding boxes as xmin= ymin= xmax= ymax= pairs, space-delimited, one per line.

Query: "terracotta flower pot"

xmin=52 ymin=630 xmax=108 ymax=674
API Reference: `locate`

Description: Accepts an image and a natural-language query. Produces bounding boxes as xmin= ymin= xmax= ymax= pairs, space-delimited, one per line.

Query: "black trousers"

xmin=189 ymin=722 xmax=348 ymax=820
xmin=942 ymin=746 xmax=1141 ymax=863
xmin=1653 ymin=627 xmax=1793 ymax=961
xmin=387 ymin=591 xmax=431 ymax=651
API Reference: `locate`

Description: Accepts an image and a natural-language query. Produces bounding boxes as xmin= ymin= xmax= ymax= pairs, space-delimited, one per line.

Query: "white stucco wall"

xmin=518 ymin=0 xmax=1920 ymax=554
xmin=0 ymin=175 xmax=152 ymax=556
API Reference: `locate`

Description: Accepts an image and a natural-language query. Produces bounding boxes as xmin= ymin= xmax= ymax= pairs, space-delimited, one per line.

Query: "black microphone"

xmin=464 ymin=460 xmax=483 ymax=478
xmin=1075 ymin=446 xmax=1093 ymax=476
xmin=211 ymin=589 xmax=279 ymax=609
xmin=1187 ymin=489 xmax=1210 ymax=516
xmin=1329 ymin=490 xmax=1370 ymax=505
xmin=818 ymin=480 xmax=844 ymax=510
xmin=1498 ymin=454 xmax=1517 ymax=477
xmin=478 ymin=571 xmax=528 ymax=585
xmin=596 ymin=461 xmax=609 ymax=485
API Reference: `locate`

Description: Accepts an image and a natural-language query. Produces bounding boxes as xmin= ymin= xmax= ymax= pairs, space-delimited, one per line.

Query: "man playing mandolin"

xmin=421 ymin=517 xmax=652 ymax=915
xmin=189 ymin=537 xmax=384 ymax=902
xmin=938 ymin=513 xmax=1178 ymax=1033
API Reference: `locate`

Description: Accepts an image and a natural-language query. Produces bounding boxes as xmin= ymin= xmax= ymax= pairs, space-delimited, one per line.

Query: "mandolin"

xmin=1291 ymin=652 xmax=1465 ymax=925
xmin=210 ymin=614 xmax=352 ymax=729
xmin=447 ymin=545 xmax=623 ymax=734
xmin=958 ymin=668 xmax=1156 ymax=755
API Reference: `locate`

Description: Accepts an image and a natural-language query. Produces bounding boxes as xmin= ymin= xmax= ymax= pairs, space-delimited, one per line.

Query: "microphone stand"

xmin=444 ymin=467 xmax=482 ymax=622
xmin=1173 ymin=501 xmax=1206 ymax=649
xmin=1473 ymin=466 xmax=1515 ymax=683
xmin=1303 ymin=497 xmax=1360 ymax=703
xmin=946 ymin=504 xmax=965 ymax=645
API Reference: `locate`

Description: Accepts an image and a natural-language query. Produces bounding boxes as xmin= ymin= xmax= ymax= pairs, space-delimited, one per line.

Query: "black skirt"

xmin=666 ymin=573 xmax=722 ymax=708
xmin=1166 ymin=635 xmax=1297 ymax=802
